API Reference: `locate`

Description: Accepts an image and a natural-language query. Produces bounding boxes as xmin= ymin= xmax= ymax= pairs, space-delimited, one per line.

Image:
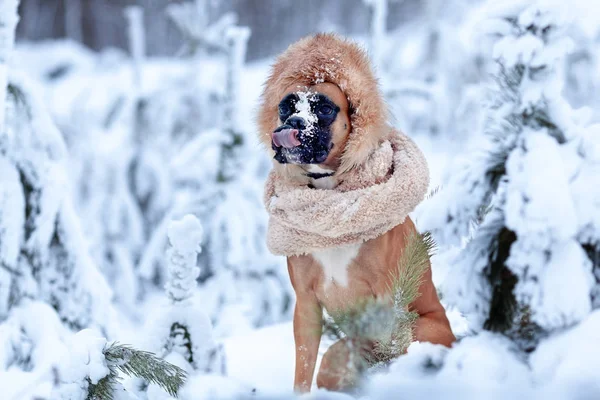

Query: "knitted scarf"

xmin=264 ymin=130 xmax=429 ymax=256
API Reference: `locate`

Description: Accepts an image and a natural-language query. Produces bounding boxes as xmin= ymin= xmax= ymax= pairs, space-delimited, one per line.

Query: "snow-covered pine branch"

xmin=52 ymin=329 xmax=187 ymax=400
xmin=144 ymin=214 xmax=220 ymax=393
xmin=165 ymin=214 xmax=203 ymax=303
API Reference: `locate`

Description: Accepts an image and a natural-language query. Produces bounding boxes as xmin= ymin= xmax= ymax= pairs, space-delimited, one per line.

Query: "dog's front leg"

xmin=291 ymin=285 xmax=323 ymax=392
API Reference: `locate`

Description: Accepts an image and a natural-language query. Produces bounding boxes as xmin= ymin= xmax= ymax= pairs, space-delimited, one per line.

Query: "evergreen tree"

xmin=421 ymin=0 xmax=600 ymax=351
xmin=0 ymin=1 xmax=117 ymax=382
xmin=145 ymin=214 xmax=219 ymax=384
xmin=0 ymin=72 xmax=115 ymax=366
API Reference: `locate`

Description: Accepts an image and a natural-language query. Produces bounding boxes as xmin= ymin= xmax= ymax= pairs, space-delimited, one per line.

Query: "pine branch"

xmin=425 ymin=185 xmax=441 ymax=200
xmin=323 ymin=231 xmax=436 ymax=369
xmin=388 ymin=231 xmax=436 ymax=311
xmin=87 ymin=368 xmax=119 ymax=400
xmin=88 ymin=343 xmax=188 ymax=399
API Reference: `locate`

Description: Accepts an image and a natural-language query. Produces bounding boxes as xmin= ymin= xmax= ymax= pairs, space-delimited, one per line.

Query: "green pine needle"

xmin=323 ymin=230 xmax=437 ymax=370
xmin=87 ymin=343 xmax=188 ymax=399
xmin=388 ymin=230 xmax=437 ymax=312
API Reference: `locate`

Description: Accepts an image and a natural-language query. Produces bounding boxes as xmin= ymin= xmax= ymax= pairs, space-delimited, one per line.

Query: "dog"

xmin=259 ymin=34 xmax=455 ymax=393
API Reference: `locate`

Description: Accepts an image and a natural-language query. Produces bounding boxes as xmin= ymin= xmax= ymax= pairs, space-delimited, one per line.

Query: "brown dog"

xmin=259 ymin=34 xmax=455 ymax=393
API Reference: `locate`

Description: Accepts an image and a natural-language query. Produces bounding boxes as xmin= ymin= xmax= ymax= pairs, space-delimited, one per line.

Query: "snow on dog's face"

xmin=271 ymin=82 xmax=350 ymax=167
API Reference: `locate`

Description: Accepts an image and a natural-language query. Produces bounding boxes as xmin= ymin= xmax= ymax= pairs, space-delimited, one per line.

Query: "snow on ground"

xmin=223 ymin=322 xmax=296 ymax=395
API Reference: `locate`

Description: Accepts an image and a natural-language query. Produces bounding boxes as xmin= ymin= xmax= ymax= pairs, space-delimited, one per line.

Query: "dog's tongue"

xmin=273 ymin=128 xmax=301 ymax=148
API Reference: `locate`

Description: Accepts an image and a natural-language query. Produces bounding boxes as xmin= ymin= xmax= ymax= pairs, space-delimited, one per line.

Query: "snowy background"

xmin=1 ymin=0 xmax=600 ymax=399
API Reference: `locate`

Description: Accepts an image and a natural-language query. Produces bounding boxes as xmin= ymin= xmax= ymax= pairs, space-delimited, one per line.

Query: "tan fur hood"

xmin=258 ymin=33 xmax=389 ymax=174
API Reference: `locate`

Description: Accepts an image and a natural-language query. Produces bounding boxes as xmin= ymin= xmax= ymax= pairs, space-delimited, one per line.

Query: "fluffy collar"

xmin=264 ymin=129 xmax=429 ymax=256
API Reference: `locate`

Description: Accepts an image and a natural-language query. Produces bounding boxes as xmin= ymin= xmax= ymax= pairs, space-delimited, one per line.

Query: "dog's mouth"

xmin=272 ymin=127 xmax=301 ymax=148
xmin=272 ymin=126 xmax=332 ymax=165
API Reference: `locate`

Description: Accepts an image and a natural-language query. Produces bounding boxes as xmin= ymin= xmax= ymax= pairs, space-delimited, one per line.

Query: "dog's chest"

xmin=312 ymin=243 xmax=361 ymax=289
xmin=306 ymin=165 xmax=337 ymax=189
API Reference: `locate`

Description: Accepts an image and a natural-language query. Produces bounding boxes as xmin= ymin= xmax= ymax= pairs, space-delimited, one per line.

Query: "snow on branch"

xmin=53 ymin=329 xmax=187 ymax=400
xmin=165 ymin=214 xmax=203 ymax=303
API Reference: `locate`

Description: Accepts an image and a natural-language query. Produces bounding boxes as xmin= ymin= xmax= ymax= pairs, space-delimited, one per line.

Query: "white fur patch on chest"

xmin=312 ymin=243 xmax=361 ymax=289
xmin=306 ymin=165 xmax=337 ymax=190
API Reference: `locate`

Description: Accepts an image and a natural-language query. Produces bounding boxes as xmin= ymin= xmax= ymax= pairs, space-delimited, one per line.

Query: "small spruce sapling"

xmin=147 ymin=214 xmax=219 ymax=379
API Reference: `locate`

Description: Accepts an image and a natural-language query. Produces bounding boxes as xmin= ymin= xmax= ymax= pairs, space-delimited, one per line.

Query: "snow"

xmin=222 ymin=322 xmax=297 ymax=395
xmin=530 ymin=309 xmax=600 ymax=394
xmin=293 ymin=91 xmax=319 ymax=136
xmin=0 ymin=155 xmax=24 ymax=271
xmin=54 ymin=329 xmax=109 ymax=398
xmin=167 ymin=214 xmax=203 ymax=257
xmin=504 ymin=130 xmax=577 ymax=242
xmin=144 ymin=294 xmax=216 ymax=371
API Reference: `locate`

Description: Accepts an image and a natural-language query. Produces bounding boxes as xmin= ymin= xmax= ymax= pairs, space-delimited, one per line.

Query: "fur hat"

xmin=257 ymin=33 xmax=389 ymax=174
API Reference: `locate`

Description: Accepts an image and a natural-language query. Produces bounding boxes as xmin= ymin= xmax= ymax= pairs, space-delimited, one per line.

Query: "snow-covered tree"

xmin=135 ymin=1 xmax=292 ymax=336
xmin=421 ymin=0 xmax=600 ymax=351
xmin=562 ymin=12 xmax=600 ymax=120
xmin=26 ymin=42 xmax=147 ymax=315
xmin=0 ymin=3 xmax=118 ymax=387
xmin=146 ymin=215 xmax=218 ymax=384
xmin=0 ymin=0 xmax=21 ymax=321
xmin=0 ymin=71 xmax=114 ymax=368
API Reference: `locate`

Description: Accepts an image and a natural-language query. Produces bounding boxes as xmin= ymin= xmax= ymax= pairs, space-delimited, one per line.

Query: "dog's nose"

xmin=286 ymin=116 xmax=306 ymax=130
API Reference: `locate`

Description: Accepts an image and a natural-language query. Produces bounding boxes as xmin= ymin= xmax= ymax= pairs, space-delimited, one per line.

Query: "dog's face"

xmin=271 ymin=83 xmax=350 ymax=167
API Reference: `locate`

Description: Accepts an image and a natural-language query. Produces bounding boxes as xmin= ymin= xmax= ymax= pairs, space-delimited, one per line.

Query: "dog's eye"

xmin=279 ymin=104 xmax=291 ymax=117
xmin=318 ymin=104 xmax=334 ymax=116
